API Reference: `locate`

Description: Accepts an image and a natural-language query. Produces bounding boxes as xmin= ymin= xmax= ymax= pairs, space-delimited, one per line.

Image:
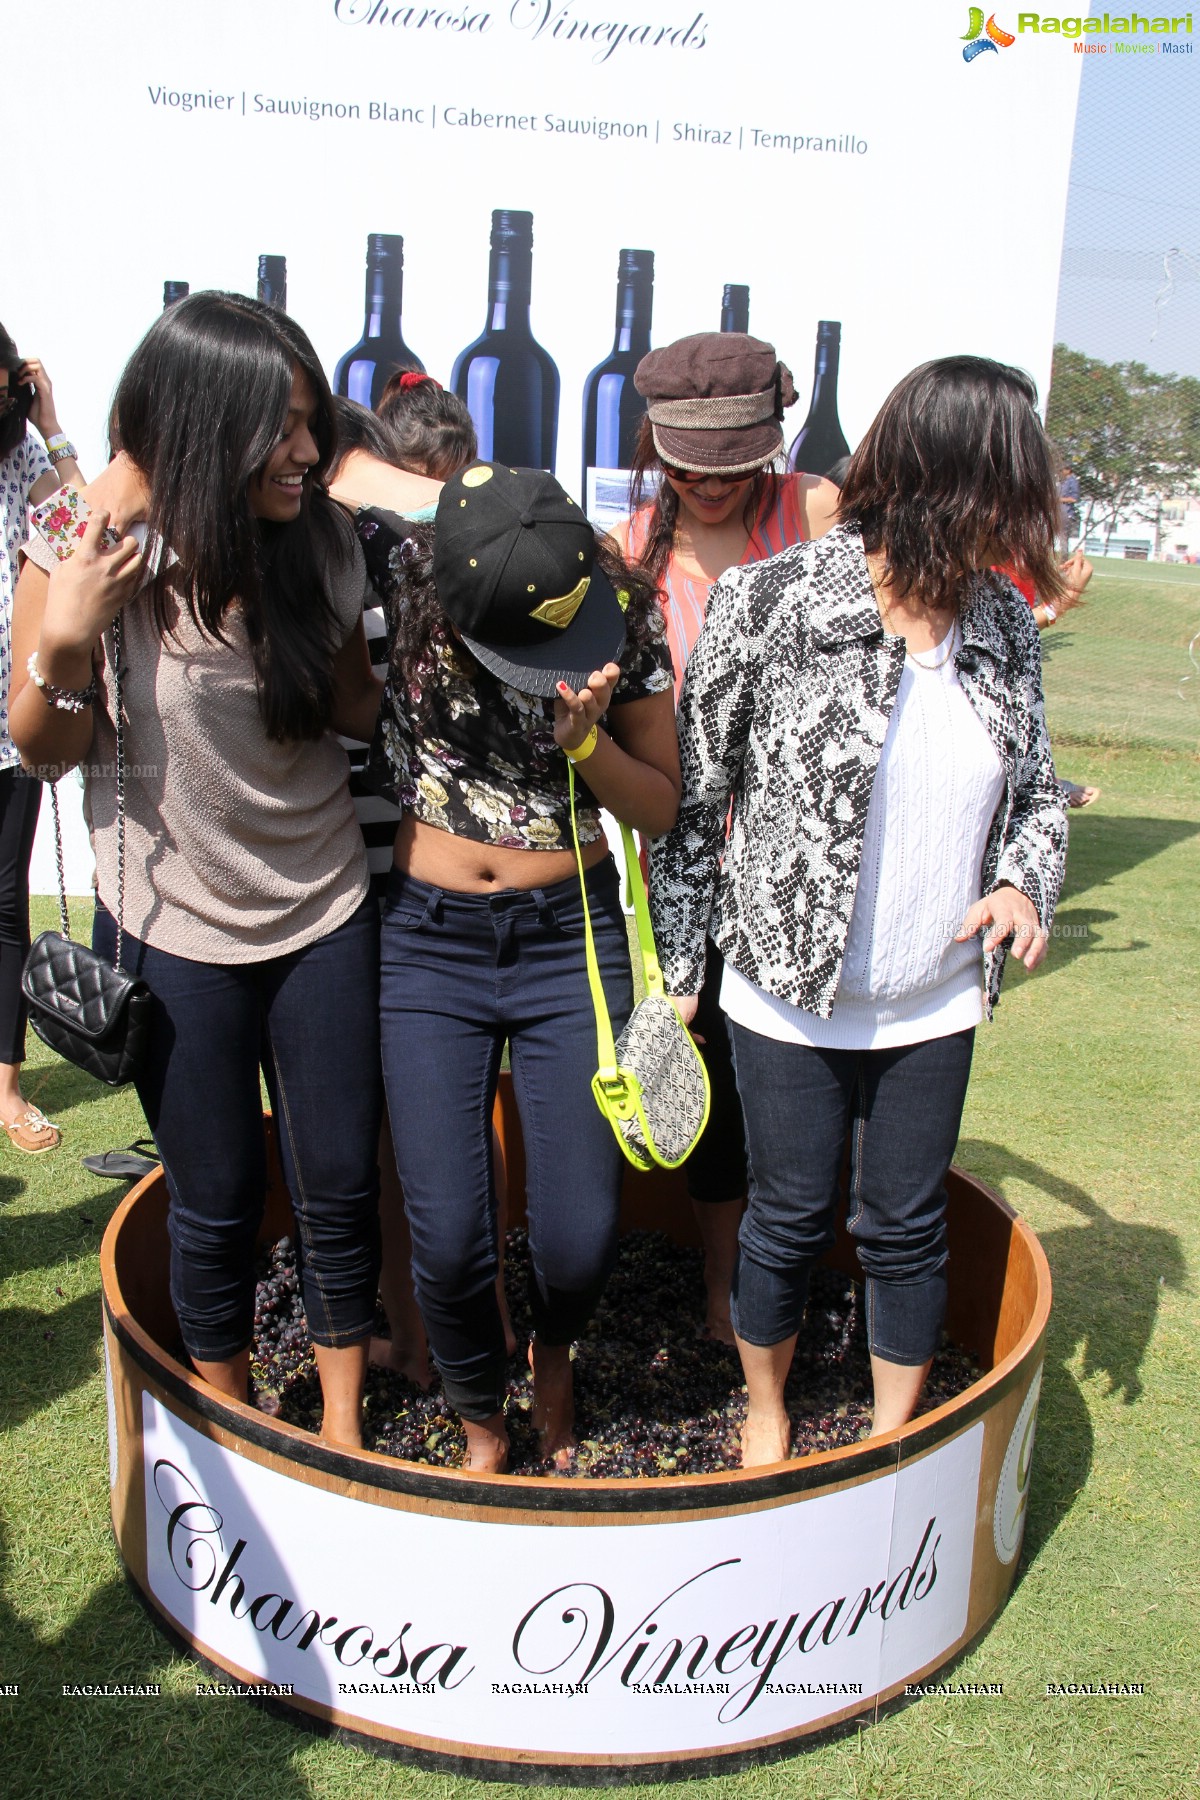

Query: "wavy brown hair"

xmin=838 ymin=355 xmax=1067 ymax=611
xmin=625 ymin=416 xmax=780 ymax=590
xmin=379 ymin=518 xmax=661 ymax=719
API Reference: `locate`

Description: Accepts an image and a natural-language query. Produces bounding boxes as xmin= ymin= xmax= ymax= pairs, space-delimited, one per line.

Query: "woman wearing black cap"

xmin=359 ymin=464 xmax=678 ymax=1471
xmin=615 ymin=333 xmax=839 ymax=1342
xmin=650 ymin=356 xmax=1068 ymax=1466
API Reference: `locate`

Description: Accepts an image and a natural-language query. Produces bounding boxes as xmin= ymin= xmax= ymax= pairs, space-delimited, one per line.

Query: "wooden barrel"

xmin=100 ymin=1078 xmax=1049 ymax=1781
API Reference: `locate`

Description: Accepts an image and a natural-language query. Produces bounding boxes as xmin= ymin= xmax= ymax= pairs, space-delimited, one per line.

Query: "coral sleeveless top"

xmin=625 ymin=475 xmax=812 ymax=699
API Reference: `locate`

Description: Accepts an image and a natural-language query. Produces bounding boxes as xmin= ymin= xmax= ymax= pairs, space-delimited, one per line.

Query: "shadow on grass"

xmin=0 ymin=1536 xmax=312 ymax=1798
xmin=0 ymin=1184 xmax=129 ymax=1430
xmin=1056 ymin=812 xmax=1199 ymax=898
xmin=958 ymin=1137 xmax=1188 ymax=1573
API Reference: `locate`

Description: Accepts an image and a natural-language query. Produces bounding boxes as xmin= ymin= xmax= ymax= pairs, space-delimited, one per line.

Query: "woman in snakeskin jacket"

xmin=649 ymin=356 xmax=1069 ymax=1466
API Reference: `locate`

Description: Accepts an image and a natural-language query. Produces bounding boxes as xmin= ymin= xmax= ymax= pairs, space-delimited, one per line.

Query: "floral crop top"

xmin=358 ymin=508 xmax=673 ymax=849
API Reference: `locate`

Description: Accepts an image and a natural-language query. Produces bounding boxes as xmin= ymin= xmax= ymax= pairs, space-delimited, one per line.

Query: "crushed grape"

xmin=250 ymin=1230 xmax=981 ymax=1477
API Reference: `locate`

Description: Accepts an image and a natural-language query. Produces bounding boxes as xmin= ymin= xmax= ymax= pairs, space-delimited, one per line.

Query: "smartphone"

xmin=31 ymin=486 xmax=123 ymax=560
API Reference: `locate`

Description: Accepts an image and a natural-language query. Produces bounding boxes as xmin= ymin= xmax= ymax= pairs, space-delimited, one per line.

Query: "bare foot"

xmin=319 ymin=1413 xmax=364 ymax=1452
xmin=369 ymin=1333 xmax=432 ymax=1388
xmin=528 ymin=1339 xmax=576 ymax=1469
xmin=739 ymin=1408 xmax=791 ymax=1468
xmin=462 ymin=1412 xmax=509 ymax=1473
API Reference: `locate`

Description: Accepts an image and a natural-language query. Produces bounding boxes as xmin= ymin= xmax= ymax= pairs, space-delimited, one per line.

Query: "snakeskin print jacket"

xmin=649 ymin=524 xmax=1068 ymax=1021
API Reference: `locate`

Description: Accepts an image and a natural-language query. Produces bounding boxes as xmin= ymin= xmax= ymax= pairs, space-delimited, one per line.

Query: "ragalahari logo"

xmin=962 ymin=8 xmax=1017 ymax=58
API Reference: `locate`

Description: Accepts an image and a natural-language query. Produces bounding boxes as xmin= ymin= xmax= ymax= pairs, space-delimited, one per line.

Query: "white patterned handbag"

xmin=568 ymin=764 xmax=710 ymax=1171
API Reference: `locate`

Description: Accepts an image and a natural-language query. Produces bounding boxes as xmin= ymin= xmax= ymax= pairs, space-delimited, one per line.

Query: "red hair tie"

xmin=398 ymin=371 xmax=441 ymax=392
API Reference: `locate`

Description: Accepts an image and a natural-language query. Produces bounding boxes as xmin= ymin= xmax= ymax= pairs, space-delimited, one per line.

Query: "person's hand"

xmin=85 ymin=452 xmax=151 ymax=536
xmin=955 ymin=884 xmax=1048 ymax=971
xmin=1058 ymin=547 xmax=1092 ymax=615
xmin=670 ymin=994 xmax=701 ymax=1031
xmin=16 ymin=359 xmax=61 ymax=440
xmin=553 ymin=662 xmax=621 ymax=753
xmin=40 ymin=509 xmax=143 ymax=658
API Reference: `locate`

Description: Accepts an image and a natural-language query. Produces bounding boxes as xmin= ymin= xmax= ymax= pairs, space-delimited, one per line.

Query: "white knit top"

xmin=721 ymin=624 xmax=1005 ymax=1050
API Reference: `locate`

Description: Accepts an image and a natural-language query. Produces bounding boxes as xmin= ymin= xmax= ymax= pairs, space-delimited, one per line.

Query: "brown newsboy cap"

xmin=633 ymin=332 xmax=798 ymax=476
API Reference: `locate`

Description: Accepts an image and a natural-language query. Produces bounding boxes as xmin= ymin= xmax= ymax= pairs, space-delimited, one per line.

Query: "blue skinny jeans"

xmin=95 ymin=896 xmax=382 ymax=1362
xmin=379 ymin=859 xmax=633 ymax=1420
xmin=728 ymin=1023 xmax=975 ymax=1365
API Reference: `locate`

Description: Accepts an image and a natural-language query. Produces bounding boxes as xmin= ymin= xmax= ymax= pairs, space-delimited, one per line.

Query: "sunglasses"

xmin=660 ymin=462 xmax=753 ymax=485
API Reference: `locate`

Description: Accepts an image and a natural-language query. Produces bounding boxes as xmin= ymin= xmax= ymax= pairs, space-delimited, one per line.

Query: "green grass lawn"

xmin=1 ymin=568 xmax=1198 ymax=1797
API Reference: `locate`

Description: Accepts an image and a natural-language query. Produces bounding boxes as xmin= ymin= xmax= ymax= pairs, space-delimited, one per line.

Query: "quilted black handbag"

xmin=21 ymin=615 xmax=150 ymax=1088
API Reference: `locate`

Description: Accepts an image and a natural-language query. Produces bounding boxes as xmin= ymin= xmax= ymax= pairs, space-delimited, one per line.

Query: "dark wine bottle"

xmin=581 ymin=248 xmax=654 ymax=525
xmin=720 ymin=284 xmax=750 ymax=334
xmin=162 ymin=281 xmax=189 ymax=310
xmin=257 ymin=255 xmax=287 ymax=310
xmin=452 ymin=210 xmax=559 ymax=472
xmin=787 ymin=320 xmax=851 ymax=477
xmin=333 ymin=233 xmax=425 ymax=406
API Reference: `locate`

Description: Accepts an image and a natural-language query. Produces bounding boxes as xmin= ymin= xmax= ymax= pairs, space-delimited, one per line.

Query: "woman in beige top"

xmin=11 ymin=293 xmax=384 ymax=1448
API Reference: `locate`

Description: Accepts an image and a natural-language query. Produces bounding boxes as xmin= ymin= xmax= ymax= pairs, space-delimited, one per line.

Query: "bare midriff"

xmin=393 ymin=814 xmax=610 ymax=893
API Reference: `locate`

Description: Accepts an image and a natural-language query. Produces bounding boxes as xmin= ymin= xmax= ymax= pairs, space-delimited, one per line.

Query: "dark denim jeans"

xmin=686 ymin=937 xmax=749 ymax=1205
xmin=95 ymin=897 xmax=382 ymax=1361
xmin=728 ymin=1023 xmax=976 ymax=1365
xmin=380 ymin=859 xmax=633 ymax=1420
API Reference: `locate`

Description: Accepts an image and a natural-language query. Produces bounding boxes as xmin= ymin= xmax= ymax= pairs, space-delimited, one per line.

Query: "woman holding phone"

xmin=10 ymin=293 xmax=384 ymax=1448
xmin=0 ymin=326 xmax=86 ymax=1153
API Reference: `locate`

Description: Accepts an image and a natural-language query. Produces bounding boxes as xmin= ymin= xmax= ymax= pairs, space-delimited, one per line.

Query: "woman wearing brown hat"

xmin=614 ymin=333 xmax=839 ymax=1342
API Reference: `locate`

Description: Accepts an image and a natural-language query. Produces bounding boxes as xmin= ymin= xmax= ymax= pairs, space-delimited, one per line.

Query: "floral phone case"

xmin=30 ymin=486 xmax=122 ymax=559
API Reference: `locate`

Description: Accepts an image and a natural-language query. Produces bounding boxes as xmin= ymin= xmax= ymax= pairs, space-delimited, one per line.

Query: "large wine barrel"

xmin=100 ymin=1077 xmax=1049 ymax=1782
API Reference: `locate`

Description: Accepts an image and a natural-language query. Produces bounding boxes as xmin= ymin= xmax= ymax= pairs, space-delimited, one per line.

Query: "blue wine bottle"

xmin=720 ymin=284 xmax=749 ymax=334
xmin=581 ymin=248 xmax=654 ymax=527
xmin=452 ymin=210 xmax=559 ymax=472
xmin=787 ymin=321 xmax=851 ymax=478
xmin=257 ymin=255 xmax=287 ymax=310
xmin=334 ymin=233 xmax=425 ymax=406
xmin=162 ymin=281 xmax=189 ymax=310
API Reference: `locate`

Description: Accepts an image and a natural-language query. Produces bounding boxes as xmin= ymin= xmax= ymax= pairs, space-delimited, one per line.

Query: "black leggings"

xmin=0 ymin=767 xmax=42 ymax=1065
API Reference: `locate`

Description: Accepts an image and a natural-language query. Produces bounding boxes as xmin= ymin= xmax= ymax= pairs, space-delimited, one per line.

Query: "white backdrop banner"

xmin=3 ymin=0 xmax=1087 ymax=889
xmin=142 ymin=1392 xmax=985 ymax=1755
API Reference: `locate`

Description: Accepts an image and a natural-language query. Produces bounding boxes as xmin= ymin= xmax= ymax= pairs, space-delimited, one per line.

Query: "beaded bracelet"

xmin=26 ymin=651 xmax=97 ymax=714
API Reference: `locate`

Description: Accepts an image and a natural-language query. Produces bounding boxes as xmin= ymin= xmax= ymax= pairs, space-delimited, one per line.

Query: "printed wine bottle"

xmin=257 ymin=254 xmax=287 ymax=310
xmin=787 ymin=320 xmax=851 ymax=477
xmin=720 ymin=284 xmax=749 ymax=334
xmin=334 ymin=233 xmax=425 ymax=406
xmin=581 ymin=248 xmax=654 ymax=528
xmin=451 ymin=210 xmax=559 ymax=472
xmin=162 ymin=281 xmax=189 ymax=310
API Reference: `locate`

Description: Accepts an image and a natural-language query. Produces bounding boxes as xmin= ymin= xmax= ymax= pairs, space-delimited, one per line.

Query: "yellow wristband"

xmin=565 ymin=724 xmax=599 ymax=763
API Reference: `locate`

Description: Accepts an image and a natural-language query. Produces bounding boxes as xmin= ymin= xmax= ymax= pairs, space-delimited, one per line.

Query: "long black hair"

xmin=111 ymin=291 xmax=353 ymax=741
xmin=377 ymin=373 xmax=478 ymax=480
xmin=838 ymin=355 xmax=1068 ymax=611
xmin=0 ymin=321 xmax=34 ymax=461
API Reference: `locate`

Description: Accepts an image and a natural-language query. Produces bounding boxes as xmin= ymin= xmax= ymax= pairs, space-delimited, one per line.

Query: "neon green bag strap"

xmin=566 ymin=760 xmax=664 ymax=1068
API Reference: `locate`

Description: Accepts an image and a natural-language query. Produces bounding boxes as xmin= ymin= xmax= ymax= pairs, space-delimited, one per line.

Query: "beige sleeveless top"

xmin=24 ymin=530 xmax=371 ymax=963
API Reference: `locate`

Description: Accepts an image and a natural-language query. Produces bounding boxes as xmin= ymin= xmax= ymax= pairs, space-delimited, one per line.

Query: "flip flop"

xmin=1061 ymin=780 xmax=1101 ymax=808
xmin=81 ymin=1140 xmax=160 ymax=1180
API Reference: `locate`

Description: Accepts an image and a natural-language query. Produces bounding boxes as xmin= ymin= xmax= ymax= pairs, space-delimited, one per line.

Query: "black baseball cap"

xmin=433 ymin=463 xmax=626 ymax=697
